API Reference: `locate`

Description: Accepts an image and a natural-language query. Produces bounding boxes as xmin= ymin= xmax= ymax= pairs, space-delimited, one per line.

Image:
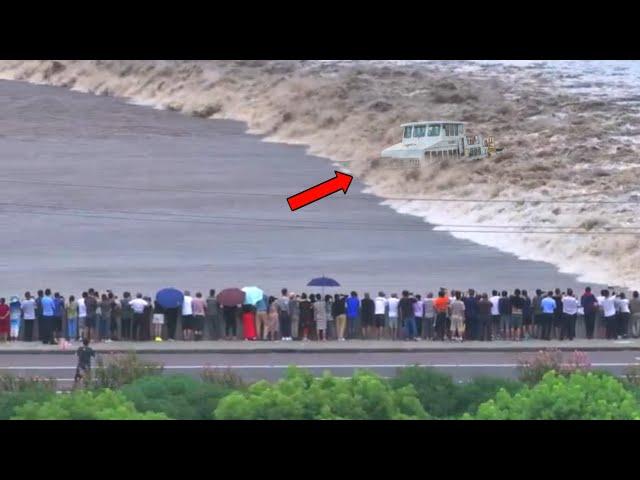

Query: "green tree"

xmin=12 ymin=389 xmax=169 ymax=420
xmin=469 ymin=371 xmax=640 ymax=420
xmin=121 ymin=374 xmax=232 ymax=420
xmin=389 ymin=366 xmax=459 ymax=418
xmin=214 ymin=366 xmax=427 ymax=420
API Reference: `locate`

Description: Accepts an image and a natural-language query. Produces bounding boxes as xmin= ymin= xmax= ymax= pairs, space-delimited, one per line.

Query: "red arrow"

xmin=287 ymin=171 xmax=354 ymax=211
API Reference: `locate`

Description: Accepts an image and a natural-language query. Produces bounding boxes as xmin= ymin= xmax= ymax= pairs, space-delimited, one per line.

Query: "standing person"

xmin=77 ymin=292 xmax=87 ymax=341
xmin=324 ymin=295 xmax=334 ymax=340
xmin=289 ymin=293 xmax=300 ymax=340
xmin=387 ymin=293 xmax=400 ymax=340
xmin=9 ymin=297 xmax=21 ymax=342
xmin=618 ymin=292 xmax=631 ymax=339
xmin=552 ymin=288 xmax=563 ymax=340
xmin=181 ymin=290 xmax=194 ymax=341
xmin=600 ymin=290 xmax=617 ymax=340
xmin=423 ymin=293 xmax=435 ymax=341
xmin=21 ymin=292 xmax=36 ymax=342
xmin=333 ymin=294 xmax=347 ymax=341
xmin=509 ymin=289 xmax=524 ymax=342
xmin=152 ymin=301 xmax=165 ymax=342
xmin=99 ymin=294 xmax=112 ymax=343
xmin=84 ymin=291 xmax=97 ymax=342
xmin=531 ymin=289 xmax=543 ymax=339
xmin=277 ymin=288 xmax=292 ymax=341
xmin=255 ymin=294 xmax=268 ymax=341
xmin=540 ymin=292 xmax=556 ymax=341
xmin=433 ymin=290 xmax=450 ymax=341
xmin=463 ymin=289 xmax=478 ymax=341
xmin=66 ymin=295 xmax=79 ymax=342
xmin=489 ymin=290 xmax=501 ymax=340
xmin=398 ymin=291 xmax=417 ymax=341
xmin=521 ymin=290 xmax=532 ymax=340
xmin=241 ymin=304 xmax=257 ymax=341
xmin=374 ymin=292 xmax=388 ymax=341
xmin=53 ymin=292 xmax=64 ymax=344
xmin=313 ymin=294 xmax=327 ymax=341
xmin=298 ymin=293 xmax=313 ymax=342
xmin=129 ymin=293 xmax=148 ymax=341
xmin=120 ymin=292 xmax=133 ymax=341
xmin=498 ymin=291 xmax=511 ymax=341
xmin=73 ymin=338 xmax=95 ymax=388
xmin=413 ymin=294 xmax=424 ymax=340
xmin=477 ymin=293 xmax=492 ymax=341
xmin=192 ymin=292 xmax=206 ymax=341
xmin=110 ymin=293 xmax=121 ymax=341
xmin=345 ymin=292 xmax=360 ymax=340
xmin=629 ymin=291 xmax=640 ymax=338
xmin=35 ymin=290 xmax=44 ymax=342
xmin=266 ymin=296 xmax=278 ymax=341
xmin=449 ymin=292 xmax=466 ymax=342
xmin=206 ymin=290 xmax=219 ymax=340
xmin=0 ymin=299 xmax=9 ymax=342
xmin=41 ymin=289 xmax=56 ymax=345
xmin=581 ymin=287 xmax=598 ymax=340
xmin=596 ymin=289 xmax=607 ymax=339
xmin=143 ymin=297 xmax=154 ymax=341
xmin=561 ymin=288 xmax=579 ymax=341
xmin=360 ymin=293 xmax=374 ymax=339
xmin=223 ymin=304 xmax=238 ymax=340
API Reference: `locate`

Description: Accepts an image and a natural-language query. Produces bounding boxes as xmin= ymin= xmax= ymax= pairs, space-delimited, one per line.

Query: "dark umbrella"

xmin=217 ymin=288 xmax=245 ymax=307
xmin=155 ymin=288 xmax=184 ymax=309
xmin=307 ymin=276 xmax=340 ymax=295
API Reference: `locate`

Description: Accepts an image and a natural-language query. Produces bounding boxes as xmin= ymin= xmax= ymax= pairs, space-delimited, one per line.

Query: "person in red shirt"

xmin=433 ymin=291 xmax=450 ymax=341
xmin=0 ymin=298 xmax=9 ymax=342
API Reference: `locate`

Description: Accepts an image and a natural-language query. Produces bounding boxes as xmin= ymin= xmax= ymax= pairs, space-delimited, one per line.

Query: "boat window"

xmin=403 ymin=126 xmax=413 ymax=139
xmin=444 ymin=124 xmax=459 ymax=136
xmin=413 ymin=124 xmax=426 ymax=137
xmin=427 ymin=124 xmax=441 ymax=136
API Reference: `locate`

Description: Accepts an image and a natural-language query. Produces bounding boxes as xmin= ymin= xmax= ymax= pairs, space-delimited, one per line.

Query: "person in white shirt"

xmin=77 ymin=294 xmax=87 ymax=340
xmin=423 ymin=293 xmax=435 ymax=340
xmin=387 ymin=294 xmax=400 ymax=340
xmin=617 ymin=292 xmax=631 ymax=339
xmin=600 ymin=290 xmax=618 ymax=340
xmin=20 ymin=291 xmax=37 ymax=342
xmin=489 ymin=290 xmax=501 ymax=340
xmin=561 ymin=288 xmax=579 ymax=340
xmin=596 ymin=290 xmax=606 ymax=338
xmin=181 ymin=290 xmax=194 ymax=341
xmin=374 ymin=292 xmax=388 ymax=340
xmin=129 ymin=293 xmax=148 ymax=341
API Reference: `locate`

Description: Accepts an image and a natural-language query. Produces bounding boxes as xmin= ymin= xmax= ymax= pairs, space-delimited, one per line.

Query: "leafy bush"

xmin=455 ymin=377 xmax=524 ymax=416
xmin=201 ymin=367 xmax=246 ymax=390
xmin=469 ymin=371 xmax=640 ymax=420
xmin=85 ymin=352 xmax=164 ymax=390
xmin=12 ymin=389 xmax=169 ymax=420
xmin=121 ymin=375 xmax=232 ymax=420
xmin=0 ymin=373 xmax=58 ymax=420
xmin=517 ymin=350 xmax=591 ymax=386
xmin=389 ymin=366 xmax=459 ymax=418
xmin=214 ymin=367 xmax=427 ymax=420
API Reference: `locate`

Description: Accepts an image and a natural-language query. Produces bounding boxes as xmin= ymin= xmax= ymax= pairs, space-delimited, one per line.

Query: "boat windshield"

xmin=403 ymin=126 xmax=413 ymax=139
xmin=413 ymin=124 xmax=426 ymax=137
xmin=427 ymin=124 xmax=441 ymax=136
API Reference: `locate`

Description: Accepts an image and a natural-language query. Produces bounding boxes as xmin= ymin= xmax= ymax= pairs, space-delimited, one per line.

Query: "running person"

xmin=74 ymin=338 xmax=95 ymax=387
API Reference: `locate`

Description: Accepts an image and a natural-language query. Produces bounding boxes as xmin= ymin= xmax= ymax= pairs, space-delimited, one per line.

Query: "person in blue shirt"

xmin=540 ymin=291 xmax=556 ymax=341
xmin=345 ymin=292 xmax=360 ymax=339
xmin=53 ymin=292 xmax=65 ymax=344
xmin=40 ymin=289 xmax=56 ymax=345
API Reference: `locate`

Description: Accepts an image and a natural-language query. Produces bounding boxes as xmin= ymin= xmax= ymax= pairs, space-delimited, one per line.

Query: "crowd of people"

xmin=0 ymin=286 xmax=639 ymax=344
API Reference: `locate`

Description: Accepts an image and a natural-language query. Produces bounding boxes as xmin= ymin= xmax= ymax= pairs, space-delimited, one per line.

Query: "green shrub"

xmin=0 ymin=373 xmax=58 ymax=420
xmin=201 ymin=367 xmax=246 ymax=390
xmin=469 ymin=371 xmax=640 ymax=420
xmin=121 ymin=374 xmax=233 ymax=420
xmin=517 ymin=350 xmax=590 ymax=386
xmin=455 ymin=377 xmax=524 ymax=416
xmin=214 ymin=366 xmax=427 ymax=420
xmin=0 ymin=373 xmax=57 ymax=393
xmin=85 ymin=352 xmax=164 ymax=390
xmin=389 ymin=366 xmax=459 ymax=418
xmin=12 ymin=389 xmax=169 ymax=420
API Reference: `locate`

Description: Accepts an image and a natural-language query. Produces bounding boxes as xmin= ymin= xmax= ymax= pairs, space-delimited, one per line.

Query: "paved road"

xmin=2 ymin=351 xmax=639 ymax=386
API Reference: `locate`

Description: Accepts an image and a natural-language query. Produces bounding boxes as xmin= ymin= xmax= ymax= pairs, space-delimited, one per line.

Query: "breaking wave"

xmin=1 ymin=60 xmax=639 ymax=288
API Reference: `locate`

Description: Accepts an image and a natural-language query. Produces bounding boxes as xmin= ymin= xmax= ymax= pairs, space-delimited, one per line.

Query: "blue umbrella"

xmin=242 ymin=286 xmax=264 ymax=306
xmin=155 ymin=288 xmax=184 ymax=309
xmin=307 ymin=276 xmax=340 ymax=295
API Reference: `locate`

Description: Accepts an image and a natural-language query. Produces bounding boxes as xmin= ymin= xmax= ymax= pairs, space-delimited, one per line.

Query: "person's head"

xmin=44 ymin=288 xmax=51 ymax=296
xmin=281 ymin=288 xmax=288 ymax=297
xmin=101 ymin=293 xmax=107 ymax=301
xmin=501 ymin=290 xmax=507 ymax=297
xmin=377 ymin=291 xmax=384 ymax=298
xmin=83 ymin=337 xmax=90 ymax=347
xmin=209 ymin=289 xmax=216 ymax=297
xmin=25 ymin=291 xmax=31 ymax=299
xmin=585 ymin=286 xmax=592 ymax=293
xmin=334 ymin=293 xmax=340 ymax=302
xmin=492 ymin=290 xmax=498 ymax=296
xmin=364 ymin=292 xmax=370 ymax=299
xmin=555 ymin=288 xmax=561 ymax=295
xmin=82 ymin=291 xmax=88 ymax=298
xmin=567 ymin=288 xmax=573 ymax=297
xmin=514 ymin=288 xmax=521 ymax=296
xmin=634 ymin=291 xmax=639 ymax=299
xmin=536 ymin=289 xmax=542 ymax=296
xmin=0 ymin=298 xmax=4 ymax=305
xmin=37 ymin=290 xmax=43 ymax=297
xmin=325 ymin=294 xmax=332 ymax=302
xmin=603 ymin=289 xmax=610 ymax=298
xmin=482 ymin=293 xmax=488 ymax=300
xmin=522 ymin=289 xmax=528 ymax=297
xmin=69 ymin=295 xmax=75 ymax=302
xmin=123 ymin=291 xmax=131 ymax=299
xmin=402 ymin=290 xmax=409 ymax=298
xmin=455 ymin=291 xmax=461 ymax=300
xmin=196 ymin=292 xmax=202 ymax=298
xmin=268 ymin=296 xmax=276 ymax=305
xmin=136 ymin=292 xmax=142 ymax=299
xmin=547 ymin=291 xmax=554 ymax=297
xmin=301 ymin=293 xmax=307 ymax=300
xmin=184 ymin=290 xmax=190 ymax=297
xmin=438 ymin=290 xmax=445 ymax=298
xmin=88 ymin=288 xmax=94 ymax=295
xmin=620 ymin=292 xmax=626 ymax=299
xmin=427 ymin=292 xmax=433 ymax=299
xmin=416 ymin=294 xmax=421 ymax=300
xmin=391 ymin=293 xmax=398 ymax=298
xmin=108 ymin=292 xmax=114 ymax=299
xmin=600 ymin=289 xmax=605 ymax=296
xmin=468 ymin=289 xmax=475 ymax=297
xmin=351 ymin=291 xmax=357 ymax=297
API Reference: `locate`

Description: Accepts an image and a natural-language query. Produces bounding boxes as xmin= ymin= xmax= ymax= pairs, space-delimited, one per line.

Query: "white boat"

xmin=380 ymin=121 xmax=498 ymax=164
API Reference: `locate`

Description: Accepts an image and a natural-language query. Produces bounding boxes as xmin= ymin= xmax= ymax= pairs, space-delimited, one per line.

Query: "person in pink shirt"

xmin=191 ymin=292 xmax=207 ymax=341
